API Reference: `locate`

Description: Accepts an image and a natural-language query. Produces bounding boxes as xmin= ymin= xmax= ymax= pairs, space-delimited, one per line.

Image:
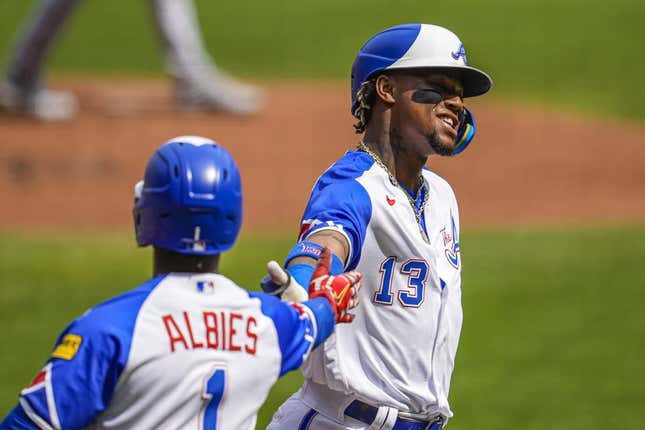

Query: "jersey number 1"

xmin=201 ymin=367 xmax=226 ymax=429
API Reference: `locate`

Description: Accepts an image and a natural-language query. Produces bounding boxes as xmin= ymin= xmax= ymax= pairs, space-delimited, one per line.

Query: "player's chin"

xmin=427 ymin=132 xmax=457 ymax=157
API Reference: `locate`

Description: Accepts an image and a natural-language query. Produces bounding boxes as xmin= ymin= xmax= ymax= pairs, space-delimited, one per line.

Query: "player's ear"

xmin=374 ymin=74 xmax=396 ymax=105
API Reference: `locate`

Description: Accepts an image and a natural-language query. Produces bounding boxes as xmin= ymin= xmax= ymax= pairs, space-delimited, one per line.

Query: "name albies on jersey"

xmin=298 ymin=149 xmax=463 ymax=419
xmin=0 ymin=273 xmax=335 ymax=429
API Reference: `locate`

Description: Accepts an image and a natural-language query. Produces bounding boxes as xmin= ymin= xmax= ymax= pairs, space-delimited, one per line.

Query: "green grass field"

xmin=1 ymin=0 xmax=644 ymax=119
xmin=1 ymin=226 xmax=643 ymax=428
xmin=1 ymin=1 xmax=644 ymax=427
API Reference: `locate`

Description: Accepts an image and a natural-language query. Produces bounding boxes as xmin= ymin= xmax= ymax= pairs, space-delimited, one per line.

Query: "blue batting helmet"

xmin=350 ymin=24 xmax=492 ymax=154
xmin=133 ymin=136 xmax=243 ymax=255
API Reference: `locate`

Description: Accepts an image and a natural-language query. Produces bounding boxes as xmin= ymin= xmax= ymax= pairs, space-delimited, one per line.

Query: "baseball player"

xmin=0 ymin=0 xmax=261 ymax=121
xmin=264 ymin=24 xmax=493 ymax=429
xmin=0 ymin=136 xmax=362 ymax=429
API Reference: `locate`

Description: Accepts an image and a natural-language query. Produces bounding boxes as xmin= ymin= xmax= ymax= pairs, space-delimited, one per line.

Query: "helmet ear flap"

xmin=453 ymin=108 xmax=476 ymax=156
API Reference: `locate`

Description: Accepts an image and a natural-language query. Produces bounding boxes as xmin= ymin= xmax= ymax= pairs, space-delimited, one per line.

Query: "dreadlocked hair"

xmin=352 ymin=79 xmax=377 ymax=134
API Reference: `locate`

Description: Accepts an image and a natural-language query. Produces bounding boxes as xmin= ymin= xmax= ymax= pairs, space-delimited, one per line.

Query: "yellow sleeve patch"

xmin=51 ymin=334 xmax=83 ymax=360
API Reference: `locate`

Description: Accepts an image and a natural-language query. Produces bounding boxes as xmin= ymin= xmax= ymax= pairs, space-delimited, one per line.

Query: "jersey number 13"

xmin=373 ymin=257 xmax=428 ymax=307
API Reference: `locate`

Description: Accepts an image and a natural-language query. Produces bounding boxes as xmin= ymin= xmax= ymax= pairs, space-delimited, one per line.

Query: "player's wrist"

xmin=286 ymin=263 xmax=315 ymax=290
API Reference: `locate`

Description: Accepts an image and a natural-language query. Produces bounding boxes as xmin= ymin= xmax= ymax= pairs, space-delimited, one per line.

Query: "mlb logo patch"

xmin=197 ymin=280 xmax=216 ymax=294
xmin=190 ymin=226 xmax=206 ymax=251
xmin=192 ymin=240 xmax=206 ymax=252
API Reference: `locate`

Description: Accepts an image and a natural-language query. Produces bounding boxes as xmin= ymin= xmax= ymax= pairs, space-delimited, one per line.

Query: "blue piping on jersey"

xmin=398 ymin=178 xmax=430 ymax=238
xmin=298 ymin=408 xmax=319 ymax=430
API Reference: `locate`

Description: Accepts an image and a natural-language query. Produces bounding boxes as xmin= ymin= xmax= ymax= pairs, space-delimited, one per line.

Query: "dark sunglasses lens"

xmin=411 ymin=89 xmax=443 ymax=104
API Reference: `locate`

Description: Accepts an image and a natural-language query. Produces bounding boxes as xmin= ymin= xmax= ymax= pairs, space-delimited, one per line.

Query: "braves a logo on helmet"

xmin=441 ymin=214 xmax=460 ymax=269
xmin=450 ymin=43 xmax=468 ymax=64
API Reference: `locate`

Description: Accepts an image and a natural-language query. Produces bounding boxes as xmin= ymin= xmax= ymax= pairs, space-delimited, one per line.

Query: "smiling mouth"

xmin=441 ymin=116 xmax=455 ymax=128
xmin=437 ymin=114 xmax=459 ymax=135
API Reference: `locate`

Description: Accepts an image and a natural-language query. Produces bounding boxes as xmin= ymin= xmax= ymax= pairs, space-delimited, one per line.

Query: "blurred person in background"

xmin=0 ymin=0 xmax=262 ymax=121
xmin=0 ymin=136 xmax=361 ymax=429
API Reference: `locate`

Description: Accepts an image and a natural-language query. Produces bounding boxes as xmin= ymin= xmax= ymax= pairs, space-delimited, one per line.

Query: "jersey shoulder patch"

xmin=51 ymin=334 xmax=83 ymax=360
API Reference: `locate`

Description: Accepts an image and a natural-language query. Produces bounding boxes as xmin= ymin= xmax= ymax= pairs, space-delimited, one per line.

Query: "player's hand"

xmin=261 ymin=261 xmax=309 ymax=303
xmin=308 ymin=247 xmax=362 ymax=323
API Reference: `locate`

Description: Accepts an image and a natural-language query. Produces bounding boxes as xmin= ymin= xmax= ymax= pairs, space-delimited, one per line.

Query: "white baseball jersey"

xmin=3 ymin=273 xmax=333 ymax=429
xmin=298 ymin=149 xmax=463 ymax=418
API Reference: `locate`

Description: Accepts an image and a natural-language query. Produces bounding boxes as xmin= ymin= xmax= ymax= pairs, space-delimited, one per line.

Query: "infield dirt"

xmin=1 ymin=79 xmax=644 ymax=232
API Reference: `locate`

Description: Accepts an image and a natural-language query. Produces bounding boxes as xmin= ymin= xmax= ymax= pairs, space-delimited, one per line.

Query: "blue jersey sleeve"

xmin=11 ymin=319 xmax=125 ymax=429
xmin=250 ymin=293 xmax=334 ymax=376
xmin=299 ymin=179 xmax=372 ymax=270
xmin=3 ymin=276 xmax=163 ymax=430
xmin=0 ymin=404 xmax=39 ymax=429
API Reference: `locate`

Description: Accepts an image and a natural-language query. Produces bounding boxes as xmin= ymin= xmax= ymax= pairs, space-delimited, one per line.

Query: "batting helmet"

xmin=350 ymin=24 xmax=492 ymax=154
xmin=133 ymin=136 xmax=243 ymax=255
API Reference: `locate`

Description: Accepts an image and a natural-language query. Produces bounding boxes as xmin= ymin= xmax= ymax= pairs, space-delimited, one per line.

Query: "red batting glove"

xmin=308 ymin=247 xmax=362 ymax=323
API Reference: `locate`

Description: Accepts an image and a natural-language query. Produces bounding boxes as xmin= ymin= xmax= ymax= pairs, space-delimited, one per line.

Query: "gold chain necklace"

xmin=357 ymin=141 xmax=430 ymax=242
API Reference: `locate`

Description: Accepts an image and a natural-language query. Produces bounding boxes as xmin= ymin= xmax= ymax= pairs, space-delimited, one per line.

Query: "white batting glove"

xmin=261 ymin=261 xmax=309 ymax=303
